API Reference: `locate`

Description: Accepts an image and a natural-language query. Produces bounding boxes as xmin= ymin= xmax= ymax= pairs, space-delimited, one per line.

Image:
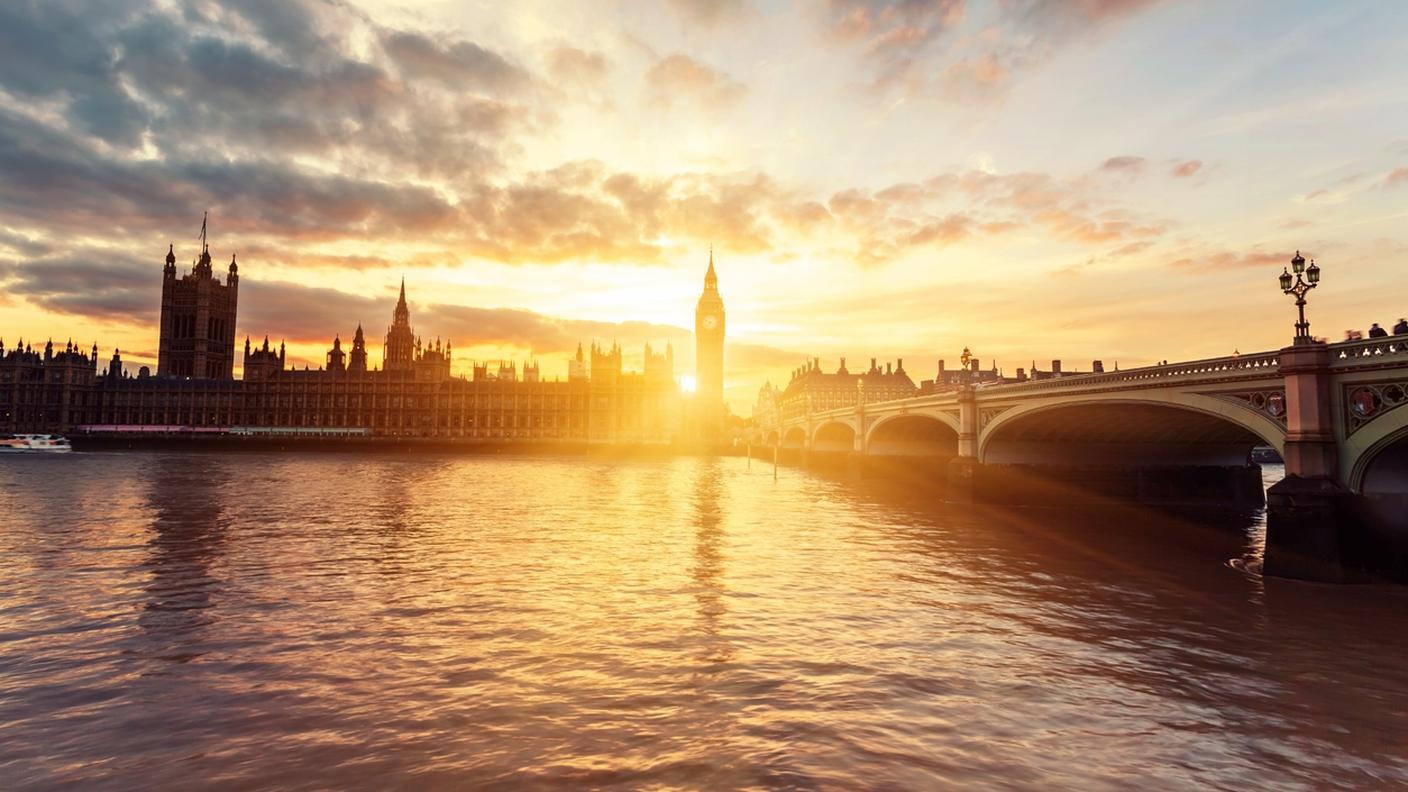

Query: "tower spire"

xmin=704 ymin=245 xmax=717 ymax=292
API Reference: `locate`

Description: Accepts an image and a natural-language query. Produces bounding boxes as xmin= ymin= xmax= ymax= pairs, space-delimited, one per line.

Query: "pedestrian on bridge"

xmin=1394 ymin=318 xmax=1408 ymax=335
xmin=1369 ymin=323 xmax=1389 ymax=338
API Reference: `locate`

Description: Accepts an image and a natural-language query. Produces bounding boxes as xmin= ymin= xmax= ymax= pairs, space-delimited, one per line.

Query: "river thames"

xmin=2 ymin=452 xmax=1406 ymax=790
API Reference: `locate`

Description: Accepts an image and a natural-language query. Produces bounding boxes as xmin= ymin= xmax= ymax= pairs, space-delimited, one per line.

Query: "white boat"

xmin=0 ymin=434 xmax=73 ymax=453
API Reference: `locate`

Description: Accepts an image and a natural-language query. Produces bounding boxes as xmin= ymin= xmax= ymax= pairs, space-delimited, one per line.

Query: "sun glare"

xmin=679 ymin=374 xmax=697 ymax=393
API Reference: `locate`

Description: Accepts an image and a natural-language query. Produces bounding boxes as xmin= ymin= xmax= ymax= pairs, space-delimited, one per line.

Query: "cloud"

xmin=645 ymin=54 xmax=746 ymax=110
xmin=820 ymin=0 xmax=965 ymax=92
xmin=1100 ymin=155 xmax=1147 ymax=173
xmin=1170 ymin=248 xmax=1288 ymax=271
xmin=825 ymin=1 xmax=965 ymax=53
xmin=547 ymin=46 xmax=611 ymax=89
xmin=666 ymin=0 xmax=751 ymax=25
xmin=1386 ymin=167 xmax=1408 ymax=188
xmin=241 ymin=281 xmax=382 ymax=343
xmin=1170 ymin=159 xmax=1203 ymax=178
xmin=1 ymin=250 xmax=160 ymax=324
xmin=832 ymin=166 xmax=1171 ymax=264
xmin=832 ymin=0 xmax=1161 ymax=101
xmin=380 ymin=30 xmax=529 ymax=92
xmin=0 ymin=228 xmax=52 ymax=257
xmin=0 ymin=107 xmax=464 ymax=244
xmin=940 ymin=52 xmax=1010 ymax=96
xmin=457 ymin=162 xmax=780 ymax=262
xmin=0 ymin=0 xmax=535 ymax=188
xmin=0 ymin=0 xmax=1175 ymax=285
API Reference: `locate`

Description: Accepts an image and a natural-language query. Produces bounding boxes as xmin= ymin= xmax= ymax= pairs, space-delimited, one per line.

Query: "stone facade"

xmin=776 ymin=357 xmax=919 ymax=423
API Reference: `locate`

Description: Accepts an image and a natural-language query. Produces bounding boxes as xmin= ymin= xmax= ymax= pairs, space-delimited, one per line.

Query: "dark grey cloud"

xmin=381 ymin=30 xmax=528 ymax=91
xmin=1 ymin=250 xmax=159 ymax=324
xmin=0 ymin=0 xmax=532 ymax=181
xmin=0 ymin=107 xmax=461 ymax=242
xmin=0 ymin=228 xmax=52 ymax=257
xmin=240 ymin=280 xmax=383 ymax=343
xmin=0 ymin=1 xmax=152 ymax=147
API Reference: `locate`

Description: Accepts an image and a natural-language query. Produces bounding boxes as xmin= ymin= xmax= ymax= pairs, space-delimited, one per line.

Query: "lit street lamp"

xmin=1279 ymin=250 xmax=1321 ymax=345
xmin=959 ymin=346 xmax=973 ymax=384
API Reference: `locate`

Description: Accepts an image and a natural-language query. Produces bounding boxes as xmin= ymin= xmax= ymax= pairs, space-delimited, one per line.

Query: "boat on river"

xmin=0 ymin=434 xmax=73 ymax=453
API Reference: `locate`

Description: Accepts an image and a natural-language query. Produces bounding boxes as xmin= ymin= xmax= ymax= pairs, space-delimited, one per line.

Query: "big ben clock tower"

xmin=695 ymin=248 xmax=725 ymax=440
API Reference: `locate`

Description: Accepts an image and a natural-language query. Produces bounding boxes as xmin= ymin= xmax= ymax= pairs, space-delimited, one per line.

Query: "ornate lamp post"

xmin=959 ymin=346 xmax=973 ymax=384
xmin=1279 ymin=250 xmax=1321 ymax=345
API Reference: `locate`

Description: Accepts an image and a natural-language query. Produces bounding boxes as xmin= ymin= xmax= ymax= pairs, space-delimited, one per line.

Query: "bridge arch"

xmin=1346 ymin=407 xmax=1408 ymax=493
xmin=763 ymin=430 xmax=779 ymax=446
xmin=813 ymin=421 xmax=857 ymax=452
xmin=782 ymin=426 xmax=808 ymax=449
xmin=866 ymin=412 xmax=960 ymax=456
xmin=978 ymin=393 xmax=1285 ymax=468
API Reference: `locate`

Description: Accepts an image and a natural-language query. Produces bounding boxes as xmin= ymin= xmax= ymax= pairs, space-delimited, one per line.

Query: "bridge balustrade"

xmin=1331 ymin=337 xmax=1408 ymax=367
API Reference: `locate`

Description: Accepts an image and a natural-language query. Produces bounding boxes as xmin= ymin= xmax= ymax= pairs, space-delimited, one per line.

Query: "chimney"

xmin=1016 ymin=367 xmax=1027 ymax=382
xmin=1051 ymin=359 xmax=1062 ymax=375
xmin=1092 ymin=360 xmax=1104 ymax=373
xmin=938 ymin=359 xmax=945 ymax=376
xmin=970 ymin=358 xmax=980 ymax=373
xmin=885 ymin=362 xmax=892 ymax=375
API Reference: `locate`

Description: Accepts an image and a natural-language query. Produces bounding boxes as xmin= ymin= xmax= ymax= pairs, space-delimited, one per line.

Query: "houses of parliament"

xmin=0 ymin=227 xmax=728 ymax=445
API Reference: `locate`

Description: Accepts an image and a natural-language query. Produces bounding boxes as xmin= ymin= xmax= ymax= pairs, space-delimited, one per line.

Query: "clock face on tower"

xmin=702 ymin=314 xmax=719 ymax=331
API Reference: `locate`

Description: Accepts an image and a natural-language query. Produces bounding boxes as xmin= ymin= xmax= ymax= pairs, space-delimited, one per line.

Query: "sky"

xmin=1 ymin=0 xmax=1406 ymax=414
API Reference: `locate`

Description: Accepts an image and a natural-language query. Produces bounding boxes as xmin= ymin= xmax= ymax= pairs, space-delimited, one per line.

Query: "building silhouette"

xmin=695 ymin=249 xmax=725 ymax=440
xmin=157 ymin=214 xmax=238 ymax=379
xmin=1 ymin=230 xmax=684 ymax=443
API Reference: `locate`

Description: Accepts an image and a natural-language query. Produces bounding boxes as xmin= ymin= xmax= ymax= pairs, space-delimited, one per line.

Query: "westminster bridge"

xmin=762 ymin=337 xmax=1408 ymax=583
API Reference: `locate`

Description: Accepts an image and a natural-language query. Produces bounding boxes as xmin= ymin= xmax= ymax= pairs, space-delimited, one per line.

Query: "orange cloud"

xmin=644 ymin=54 xmax=745 ymax=110
xmin=1170 ymin=159 xmax=1203 ymax=178
xmin=1171 ymin=248 xmax=1290 ymax=271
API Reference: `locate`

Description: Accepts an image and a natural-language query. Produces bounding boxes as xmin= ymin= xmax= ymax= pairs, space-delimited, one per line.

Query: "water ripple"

xmin=1 ymin=453 xmax=1407 ymax=790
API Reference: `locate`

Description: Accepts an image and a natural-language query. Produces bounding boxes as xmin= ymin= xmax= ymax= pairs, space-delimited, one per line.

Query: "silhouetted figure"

xmin=1369 ymin=323 xmax=1388 ymax=338
xmin=1394 ymin=318 xmax=1408 ymax=335
xmin=1345 ymin=330 xmax=1364 ymax=341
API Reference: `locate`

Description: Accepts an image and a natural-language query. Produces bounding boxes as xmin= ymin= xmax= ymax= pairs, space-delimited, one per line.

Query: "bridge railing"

xmin=1330 ymin=336 xmax=1408 ymax=368
xmin=800 ymin=350 xmax=1284 ymax=421
xmin=797 ymin=339 xmax=1404 ymax=423
xmin=975 ymin=350 xmax=1281 ymax=396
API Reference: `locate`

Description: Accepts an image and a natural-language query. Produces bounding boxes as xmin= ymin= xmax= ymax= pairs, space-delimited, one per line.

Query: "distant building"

xmin=774 ymin=357 xmax=918 ymax=424
xmin=918 ymin=356 xmax=1005 ymax=393
xmin=0 ymin=339 xmax=100 ymax=431
xmin=1 ymin=229 xmax=683 ymax=443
